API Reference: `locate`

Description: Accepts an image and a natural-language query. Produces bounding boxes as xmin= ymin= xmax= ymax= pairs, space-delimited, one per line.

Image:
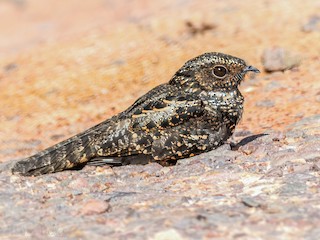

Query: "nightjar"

xmin=12 ymin=52 xmax=259 ymax=176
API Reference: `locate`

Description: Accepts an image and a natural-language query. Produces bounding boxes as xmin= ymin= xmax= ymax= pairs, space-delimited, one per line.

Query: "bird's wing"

xmin=127 ymin=91 xmax=205 ymax=132
xmin=119 ymin=83 xmax=176 ymax=118
xmin=76 ymin=84 xmax=208 ymax=159
xmin=90 ymin=91 xmax=210 ymax=161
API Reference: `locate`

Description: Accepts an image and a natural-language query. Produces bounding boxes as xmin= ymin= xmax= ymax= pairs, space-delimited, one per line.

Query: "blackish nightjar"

xmin=12 ymin=52 xmax=259 ymax=176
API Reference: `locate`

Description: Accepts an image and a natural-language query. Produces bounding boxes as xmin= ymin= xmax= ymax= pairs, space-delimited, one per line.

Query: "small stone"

xmin=290 ymin=158 xmax=307 ymax=164
xmin=255 ymin=100 xmax=275 ymax=108
xmin=152 ymin=229 xmax=184 ymax=240
xmin=3 ymin=63 xmax=18 ymax=73
xmin=293 ymin=164 xmax=310 ymax=173
xmin=239 ymin=144 xmax=258 ymax=155
xmin=79 ymin=199 xmax=110 ymax=216
xmin=302 ymin=15 xmax=320 ymax=32
xmin=261 ymin=47 xmax=301 ymax=72
xmin=241 ymin=196 xmax=261 ymax=208
xmin=185 ymin=20 xmax=216 ymax=36
xmin=264 ymin=167 xmax=284 ymax=178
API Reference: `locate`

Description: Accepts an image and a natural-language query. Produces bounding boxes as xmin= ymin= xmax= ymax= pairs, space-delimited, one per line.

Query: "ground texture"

xmin=0 ymin=0 xmax=319 ymax=239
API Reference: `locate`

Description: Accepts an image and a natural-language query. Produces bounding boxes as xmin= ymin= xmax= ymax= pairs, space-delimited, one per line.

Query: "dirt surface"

xmin=0 ymin=0 xmax=320 ymax=239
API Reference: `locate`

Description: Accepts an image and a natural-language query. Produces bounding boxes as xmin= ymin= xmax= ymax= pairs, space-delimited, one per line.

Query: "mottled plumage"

xmin=12 ymin=52 xmax=259 ymax=176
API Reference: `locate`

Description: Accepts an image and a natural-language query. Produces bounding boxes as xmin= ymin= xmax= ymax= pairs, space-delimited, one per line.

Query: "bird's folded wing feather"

xmin=127 ymin=93 xmax=205 ymax=132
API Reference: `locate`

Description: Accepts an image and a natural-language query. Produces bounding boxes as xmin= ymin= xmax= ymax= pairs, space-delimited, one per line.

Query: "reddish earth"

xmin=0 ymin=1 xmax=319 ymax=239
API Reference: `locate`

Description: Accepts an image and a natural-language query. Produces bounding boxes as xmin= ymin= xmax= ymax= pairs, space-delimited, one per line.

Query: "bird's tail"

xmin=12 ymin=135 xmax=94 ymax=176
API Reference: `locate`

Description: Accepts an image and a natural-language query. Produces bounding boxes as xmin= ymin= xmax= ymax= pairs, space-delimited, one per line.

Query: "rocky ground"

xmin=0 ymin=0 xmax=320 ymax=239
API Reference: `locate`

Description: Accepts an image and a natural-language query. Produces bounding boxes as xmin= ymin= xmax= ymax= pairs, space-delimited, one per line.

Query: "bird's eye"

xmin=213 ymin=65 xmax=228 ymax=78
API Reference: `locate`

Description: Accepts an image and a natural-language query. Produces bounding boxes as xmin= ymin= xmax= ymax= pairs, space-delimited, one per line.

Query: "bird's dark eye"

xmin=213 ymin=65 xmax=228 ymax=78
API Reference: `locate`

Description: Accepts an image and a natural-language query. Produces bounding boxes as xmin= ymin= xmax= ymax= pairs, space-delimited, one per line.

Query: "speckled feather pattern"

xmin=12 ymin=52 xmax=259 ymax=176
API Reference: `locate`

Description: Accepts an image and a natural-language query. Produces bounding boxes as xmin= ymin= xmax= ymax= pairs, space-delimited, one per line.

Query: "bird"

xmin=12 ymin=52 xmax=259 ymax=176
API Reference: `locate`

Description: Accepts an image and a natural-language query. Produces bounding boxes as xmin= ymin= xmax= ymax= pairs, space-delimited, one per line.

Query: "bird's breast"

xmin=202 ymin=89 xmax=244 ymax=120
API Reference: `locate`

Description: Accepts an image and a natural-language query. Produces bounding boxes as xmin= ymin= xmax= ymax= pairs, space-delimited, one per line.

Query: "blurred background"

xmin=0 ymin=0 xmax=320 ymax=162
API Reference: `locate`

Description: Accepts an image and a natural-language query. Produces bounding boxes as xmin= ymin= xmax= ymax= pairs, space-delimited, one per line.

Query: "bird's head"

xmin=170 ymin=52 xmax=260 ymax=91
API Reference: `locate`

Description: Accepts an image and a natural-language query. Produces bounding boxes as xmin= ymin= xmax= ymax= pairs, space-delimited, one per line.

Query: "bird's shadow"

xmin=231 ymin=133 xmax=268 ymax=150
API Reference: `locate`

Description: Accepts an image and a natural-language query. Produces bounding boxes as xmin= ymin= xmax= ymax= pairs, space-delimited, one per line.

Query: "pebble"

xmin=152 ymin=229 xmax=184 ymax=240
xmin=301 ymin=15 xmax=320 ymax=32
xmin=241 ymin=196 xmax=261 ymax=208
xmin=79 ymin=199 xmax=110 ymax=216
xmin=255 ymin=100 xmax=275 ymax=108
xmin=261 ymin=47 xmax=301 ymax=72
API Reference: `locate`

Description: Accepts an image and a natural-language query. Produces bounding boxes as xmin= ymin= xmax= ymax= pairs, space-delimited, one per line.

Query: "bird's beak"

xmin=243 ymin=65 xmax=260 ymax=73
